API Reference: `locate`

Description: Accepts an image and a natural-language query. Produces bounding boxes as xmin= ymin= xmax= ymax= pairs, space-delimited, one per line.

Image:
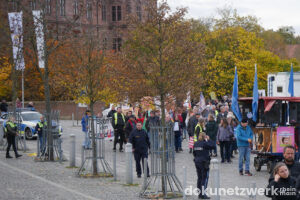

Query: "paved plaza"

xmin=0 ymin=120 xmax=271 ymax=200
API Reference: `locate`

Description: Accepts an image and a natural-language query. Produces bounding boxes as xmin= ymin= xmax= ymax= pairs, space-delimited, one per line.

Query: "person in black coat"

xmin=181 ymin=107 xmax=188 ymax=139
xmin=269 ymin=146 xmax=300 ymax=183
xmin=205 ymin=114 xmax=218 ymax=157
xmin=145 ymin=111 xmax=160 ymax=132
xmin=0 ymin=100 xmax=8 ymax=113
xmin=5 ymin=116 xmax=22 ymax=158
xmin=129 ymin=121 xmax=150 ymax=178
xmin=107 ymin=105 xmax=116 ymax=118
xmin=193 ymin=132 xmax=215 ymax=199
xmin=265 ymin=162 xmax=298 ymax=200
xmin=112 ymin=107 xmax=126 ymax=152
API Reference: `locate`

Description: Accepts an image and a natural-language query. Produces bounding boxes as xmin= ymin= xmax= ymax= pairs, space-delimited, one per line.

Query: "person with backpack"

xmin=205 ymin=114 xmax=218 ymax=157
xmin=5 ymin=116 xmax=22 ymax=158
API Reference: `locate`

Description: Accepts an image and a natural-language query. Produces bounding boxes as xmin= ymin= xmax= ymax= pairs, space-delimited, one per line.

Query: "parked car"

xmin=1 ymin=110 xmax=63 ymax=140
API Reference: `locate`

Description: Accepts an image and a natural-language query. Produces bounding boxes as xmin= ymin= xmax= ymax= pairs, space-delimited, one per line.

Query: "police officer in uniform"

xmin=5 ymin=116 xmax=22 ymax=158
xmin=112 ymin=107 xmax=126 ymax=152
xmin=35 ymin=116 xmax=47 ymax=154
xmin=129 ymin=121 xmax=150 ymax=178
xmin=193 ymin=132 xmax=215 ymax=199
xmin=194 ymin=118 xmax=205 ymax=142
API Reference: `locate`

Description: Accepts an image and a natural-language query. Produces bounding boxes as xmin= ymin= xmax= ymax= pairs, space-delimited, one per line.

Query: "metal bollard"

xmin=210 ymin=159 xmax=220 ymax=200
xmin=125 ymin=143 xmax=133 ymax=184
xmin=143 ymin=158 xmax=148 ymax=190
xmin=183 ymin=166 xmax=187 ymax=200
xmin=249 ymin=182 xmax=256 ymax=199
xmin=69 ymin=134 xmax=76 ymax=167
xmin=72 ymin=113 xmax=74 ymax=127
xmin=113 ymin=150 xmax=117 ymax=181
xmin=37 ymin=135 xmax=40 ymax=157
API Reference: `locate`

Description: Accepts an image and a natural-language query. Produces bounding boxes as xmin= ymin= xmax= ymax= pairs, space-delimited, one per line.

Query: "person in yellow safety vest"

xmin=194 ymin=118 xmax=206 ymax=142
xmin=35 ymin=116 xmax=47 ymax=154
xmin=112 ymin=107 xmax=126 ymax=152
xmin=5 ymin=116 xmax=22 ymax=158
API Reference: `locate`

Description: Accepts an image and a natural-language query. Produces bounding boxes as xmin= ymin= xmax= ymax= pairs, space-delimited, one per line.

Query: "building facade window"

xmin=45 ymin=0 xmax=51 ymax=15
xmin=30 ymin=0 xmax=36 ymax=10
xmin=60 ymin=0 xmax=65 ymax=16
xmin=112 ymin=6 xmax=121 ymax=21
xmin=113 ymin=37 xmax=122 ymax=51
xmin=136 ymin=5 xmax=142 ymax=21
xmin=87 ymin=2 xmax=92 ymax=20
xmin=74 ymin=0 xmax=78 ymax=15
xmin=101 ymin=5 xmax=106 ymax=21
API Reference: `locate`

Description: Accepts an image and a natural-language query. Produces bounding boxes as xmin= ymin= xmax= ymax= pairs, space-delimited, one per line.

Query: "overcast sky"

xmin=168 ymin=0 xmax=300 ymax=35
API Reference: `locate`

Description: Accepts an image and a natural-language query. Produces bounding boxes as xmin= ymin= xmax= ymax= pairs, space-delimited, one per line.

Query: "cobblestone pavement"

xmin=0 ymin=120 xmax=270 ymax=200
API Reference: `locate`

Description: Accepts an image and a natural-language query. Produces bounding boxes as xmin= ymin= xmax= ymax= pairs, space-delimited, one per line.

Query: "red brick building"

xmin=4 ymin=0 xmax=149 ymax=50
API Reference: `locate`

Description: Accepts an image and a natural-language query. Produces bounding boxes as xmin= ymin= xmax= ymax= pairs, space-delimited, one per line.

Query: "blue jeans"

xmin=182 ymin=127 xmax=187 ymax=139
xmin=175 ymin=135 xmax=181 ymax=151
xmin=209 ymin=140 xmax=217 ymax=155
xmin=238 ymin=146 xmax=251 ymax=172
xmin=83 ymin=131 xmax=91 ymax=149
xmin=39 ymin=134 xmax=46 ymax=154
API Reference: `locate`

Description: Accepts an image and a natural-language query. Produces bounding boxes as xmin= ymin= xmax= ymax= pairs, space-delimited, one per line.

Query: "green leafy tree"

xmin=203 ymin=27 xmax=294 ymax=97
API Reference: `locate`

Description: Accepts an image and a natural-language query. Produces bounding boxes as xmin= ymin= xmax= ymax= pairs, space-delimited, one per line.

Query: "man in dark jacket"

xmin=0 ymin=100 xmax=8 ymax=113
xmin=112 ymin=107 xmax=126 ymax=152
xmin=5 ymin=116 xmax=22 ymax=158
xmin=269 ymin=145 xmax=300 ymax=182
xmin=181 ymin=107 xmax=188 ymax=139
xmin=107 ymin=105 xmax=116 ymax=118
xmin=145 ymin=111 xmax=160 ymax=132
xmin=205 ymin=114 xmax=218 ymax=157
xmin=125 ymin=115 xmax=136 ymax=142
xmin=129 ymin=122 xmax=150 ymax=178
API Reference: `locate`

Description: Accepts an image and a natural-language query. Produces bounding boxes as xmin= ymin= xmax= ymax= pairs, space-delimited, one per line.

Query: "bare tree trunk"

xmin=90 ymin=101 xmax=97 ymax=175
xmin=160 ymin=93 xmax=166 ymax=196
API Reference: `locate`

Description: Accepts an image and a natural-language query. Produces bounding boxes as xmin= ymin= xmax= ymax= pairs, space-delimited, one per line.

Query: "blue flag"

xmin=231 ymin=67 xmax=242 ymax=122
xmin=288 ymin=64 xmax=294 ymax=97
xmin=252 ymin=64 xmax=258 ymax=122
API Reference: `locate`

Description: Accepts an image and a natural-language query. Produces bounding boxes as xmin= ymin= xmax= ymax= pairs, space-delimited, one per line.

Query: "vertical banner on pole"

xmin=8 ymin=12 xmax=25 ymax=70
xmin=32 ymin=10 xmax=45 ymax=68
